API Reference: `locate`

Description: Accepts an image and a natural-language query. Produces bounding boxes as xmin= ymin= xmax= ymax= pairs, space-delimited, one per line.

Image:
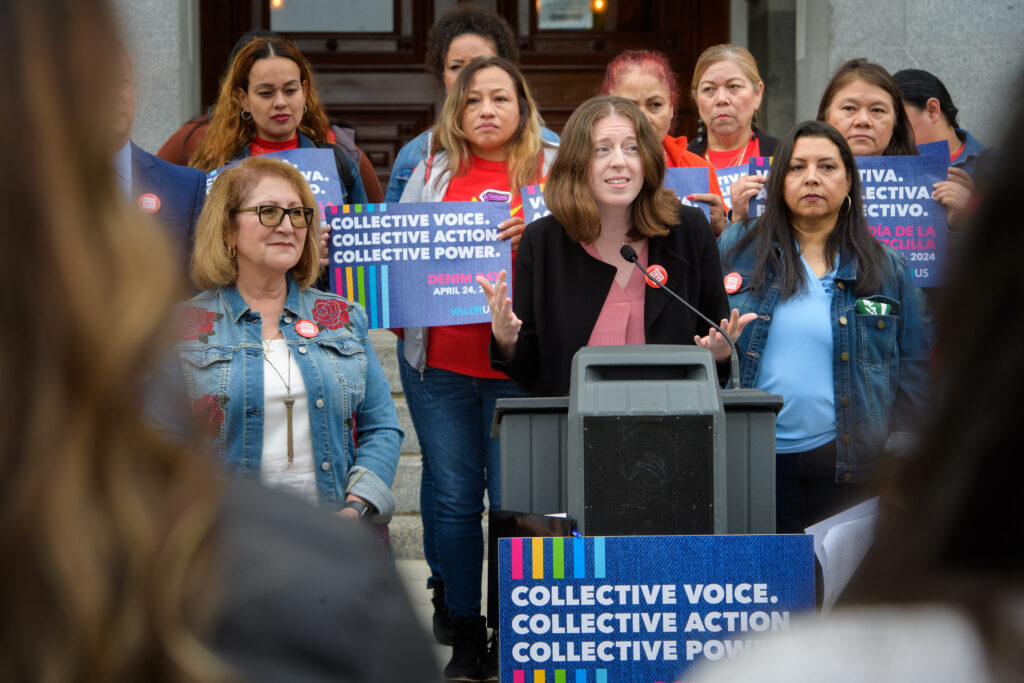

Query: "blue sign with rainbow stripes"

xmin=325 ymin=201 xmax=512 ymax=328
xmin=498 ymin=535 xmax=814 ymax=682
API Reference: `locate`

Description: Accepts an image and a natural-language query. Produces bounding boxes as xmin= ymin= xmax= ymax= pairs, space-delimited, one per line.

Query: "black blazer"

xmin=491 ymin=207 xmax=730 ymax=396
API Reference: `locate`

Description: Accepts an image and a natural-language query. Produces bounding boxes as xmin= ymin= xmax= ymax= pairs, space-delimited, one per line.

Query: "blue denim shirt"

xmin=952 ymin=128 xmax=987 ymax=178
xmin=151 ymin=279 xmax=402 ymax=521
xmin=718 ymin=222 xmax=929 ymax=482
xmin=384 ymin=127 xmax=561 ymax=204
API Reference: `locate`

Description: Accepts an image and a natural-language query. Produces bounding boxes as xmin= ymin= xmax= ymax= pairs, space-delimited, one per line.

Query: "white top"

xmin=690 ymin=605 xmax=996 ymax=683
xmin=261 ymin=338 xmax=318 ymax=506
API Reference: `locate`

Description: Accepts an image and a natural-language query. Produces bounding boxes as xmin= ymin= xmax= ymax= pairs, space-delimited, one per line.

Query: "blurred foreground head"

xmin=0 ymin=1 xmax=223 ymax=681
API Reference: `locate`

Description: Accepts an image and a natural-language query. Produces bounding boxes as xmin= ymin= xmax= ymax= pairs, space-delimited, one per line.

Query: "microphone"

xmin=620 ymin=244 xmax=740 ymax=389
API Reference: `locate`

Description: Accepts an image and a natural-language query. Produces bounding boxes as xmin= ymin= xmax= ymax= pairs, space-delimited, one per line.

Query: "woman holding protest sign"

xmin=599 ymin=50 xmax=727 ymax=234
xmin=398 ymin=55 xmax=556 ymax=682
xmin=189 ymin=36 xmax=367 ymax=206
xmin=481 ymin=95 xmax=748 ymax=398
xmin=717 ymin=120 xmax=929 ymax=534
xmin=151 ymin=156 xmax=402 ymax=529
xmin=688 ymin=45 xmax=780 ymax=223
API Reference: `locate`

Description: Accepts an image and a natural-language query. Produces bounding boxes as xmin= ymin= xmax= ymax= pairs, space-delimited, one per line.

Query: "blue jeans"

xmin=397 ymin=338 xmax=525 ymax=618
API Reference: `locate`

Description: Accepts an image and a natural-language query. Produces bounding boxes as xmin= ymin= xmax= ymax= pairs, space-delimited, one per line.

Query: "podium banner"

xmin=325 ymin=201 xmax=511 ymax=328
xmin=498 ymin=534 xmax=814 ymax=682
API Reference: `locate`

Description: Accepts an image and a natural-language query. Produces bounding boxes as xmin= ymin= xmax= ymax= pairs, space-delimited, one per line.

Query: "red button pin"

xmin=645 ymin=264 xmax=668 ymax=288
xmin=138 ymin=193 xmax=161 ymax=213
xmin=295 ymin=319 xmax=319 ymax=338
xmin=724 ymin=272 xmax=743 ymax=294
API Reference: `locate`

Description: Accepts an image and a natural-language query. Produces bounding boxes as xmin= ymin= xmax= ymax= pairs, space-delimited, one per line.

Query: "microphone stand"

xmin=620 ymin=244 xmax=741 ymax=389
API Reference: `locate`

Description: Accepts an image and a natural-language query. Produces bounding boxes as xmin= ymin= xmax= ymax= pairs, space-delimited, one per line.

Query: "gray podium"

xmin=493 ymin=346 xmax=782 ymax=534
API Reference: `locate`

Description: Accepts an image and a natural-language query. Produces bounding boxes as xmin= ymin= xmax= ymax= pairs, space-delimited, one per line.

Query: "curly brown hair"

xmin=190 ymin=37 xmax=331 ymax=171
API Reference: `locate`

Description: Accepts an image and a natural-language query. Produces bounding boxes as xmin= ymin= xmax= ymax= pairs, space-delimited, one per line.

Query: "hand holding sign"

xmin=688 ymin=192 xmax=727 ymax=235
xmin=497 ymin=214 xmax=527 ymax=250
xmin=693 ymin=308 xmax=757 ymax=361
xmin=933 ymin=167 xmax=972 ymax=229
xmin=729 ymin=173 xmax=766 ymax=222
xmin=477 ymin=269 xmax=520 ymax=360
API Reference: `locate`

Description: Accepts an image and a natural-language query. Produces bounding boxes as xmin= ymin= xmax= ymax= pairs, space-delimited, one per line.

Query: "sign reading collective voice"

xmin=326 ymin=201 xmax=511 ymax=328
xmin=499 ymin=535 xmax=814 ymax=682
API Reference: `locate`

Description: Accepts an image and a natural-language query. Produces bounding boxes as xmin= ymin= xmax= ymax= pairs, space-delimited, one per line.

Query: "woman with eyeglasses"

xmin=168 ymin=155 xmax=402 ymax=527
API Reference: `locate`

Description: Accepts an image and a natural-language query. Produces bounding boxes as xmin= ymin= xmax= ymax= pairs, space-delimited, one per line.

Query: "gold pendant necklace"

xmin=263 ymin=333 xmax=295 ymax=466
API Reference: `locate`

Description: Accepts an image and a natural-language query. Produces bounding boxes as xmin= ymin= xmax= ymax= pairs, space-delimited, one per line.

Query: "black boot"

xmin=444 ymin=616 xmax=486 ymax=682
xmin=431 ymin=583 xmax=455 ymax=645
xmin=482 ymin=628 xmax=499 ymax=681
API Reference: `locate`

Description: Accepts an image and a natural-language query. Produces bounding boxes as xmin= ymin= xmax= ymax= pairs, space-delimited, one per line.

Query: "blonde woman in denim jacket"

xmin=153 ymin=157 xmax=401 ymax=524
xmin=717 ymin=121 xmax=928 ymax=533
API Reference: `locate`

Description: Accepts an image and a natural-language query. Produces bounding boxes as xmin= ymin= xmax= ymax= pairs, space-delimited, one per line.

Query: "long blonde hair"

xmin=190 ymin=37 xmax=332 ymax=172
xmin=0 ymin=1 xmax=226 ymax=680
xmin=191 ymin=157 xmax=323 ymax=290
xmin=430 ymin=56 xmax=545 ymax=192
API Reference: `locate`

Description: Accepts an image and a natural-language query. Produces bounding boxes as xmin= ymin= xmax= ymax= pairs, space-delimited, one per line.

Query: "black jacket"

xmin=491 ymin=207 xmax=730 ymax=396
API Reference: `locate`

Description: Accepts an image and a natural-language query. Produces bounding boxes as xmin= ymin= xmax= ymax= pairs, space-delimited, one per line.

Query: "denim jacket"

xmin=152 ymin=278 xmax=402 ymax=522
xmin=718 ymin=222 xmax=929 ymax=482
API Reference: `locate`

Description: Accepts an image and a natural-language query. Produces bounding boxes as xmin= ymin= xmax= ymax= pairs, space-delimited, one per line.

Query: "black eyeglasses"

xmin=236 ymin=205 xmax=314 ymax=228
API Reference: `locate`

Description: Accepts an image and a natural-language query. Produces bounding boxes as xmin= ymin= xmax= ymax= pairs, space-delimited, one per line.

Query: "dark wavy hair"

xmin=724 ymin=120 xmax=886 ymax=300
xmin=817 ymin=58 xmax=918 ymax=157
xmin=191 ymin=36 xmax=331 ymax=171
xmin=545 ymin=95 xmax=680 ymax=242
xmin=893 ymin=68 xmax=960 ymax=129
xmin=424 ymin=2 xmax=519 ymax=90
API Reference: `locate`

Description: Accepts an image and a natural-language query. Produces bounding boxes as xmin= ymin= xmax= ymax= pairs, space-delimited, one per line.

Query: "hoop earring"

xmin=228 ymin=245 xmax=237 ymax=258
xmin=303 ymin=104 xmax=308 ymax=113
xmin=240 ymin=109 xmax=252 ymax=120
xmin=840 ymin=194 xmax=852 ymax=216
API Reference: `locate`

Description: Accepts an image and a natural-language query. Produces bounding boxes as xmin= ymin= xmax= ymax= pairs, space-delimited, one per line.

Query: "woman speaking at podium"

xmin=480 ymin=95 xmax=752 ymax=397
xmin=717 ymin=120 xmax=929 ymax=533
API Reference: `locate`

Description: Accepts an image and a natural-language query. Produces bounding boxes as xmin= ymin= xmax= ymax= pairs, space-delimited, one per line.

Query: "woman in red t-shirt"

xmin=398 ymin=55 xmax=556 ymax=679
xmin=600 ymin=50 xmax=728 ymax=235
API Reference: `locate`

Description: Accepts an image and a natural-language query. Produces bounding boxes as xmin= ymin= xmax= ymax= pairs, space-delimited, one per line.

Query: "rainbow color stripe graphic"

xmin=507 ymin=537 xmax=608 ymax=682
xmin=333 ymin=203 xmax=390 ymax=328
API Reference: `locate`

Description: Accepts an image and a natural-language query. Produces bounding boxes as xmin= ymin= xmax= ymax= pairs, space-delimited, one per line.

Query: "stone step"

xmin=369 ymin=328 xmax=401 ymax=396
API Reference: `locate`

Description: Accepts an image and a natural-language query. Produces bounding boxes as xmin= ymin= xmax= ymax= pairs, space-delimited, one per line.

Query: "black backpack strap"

xmin=315 ymin=140 xmax=355 ymax=202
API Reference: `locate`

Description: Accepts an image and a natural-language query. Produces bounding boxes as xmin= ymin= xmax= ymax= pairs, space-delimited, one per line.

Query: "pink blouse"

xmin=581 ymin=241 xmax=648 ymax=346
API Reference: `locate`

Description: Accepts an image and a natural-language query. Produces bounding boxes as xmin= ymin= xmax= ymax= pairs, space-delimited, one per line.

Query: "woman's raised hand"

xmin=694 ymin=308 xmax=757 ymax=361
xmin=476 ymin=270 xmax=520 ymax=360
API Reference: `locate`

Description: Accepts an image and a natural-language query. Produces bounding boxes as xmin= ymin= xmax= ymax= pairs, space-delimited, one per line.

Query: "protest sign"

xmin=916 ymin=140 xmax=951 ymax=157
xmin=857 ymin=154 xmax=948 ymax=285
xmin=663 ymin=167 xmax=711 ymax=220
xmin=745 ymin=156 xmax=772 ymax=219
xmin=713 ymin=164 xmax=748 ymax=212
xmin=325 ymin=201 xmax=511 ymax=328
xmin=522 ymin=183 xmax=550 ymax=225
xmin=206 ymin=149 xmax=345 ymax=220
xmin=499 ymin=534 xmax=814 ymax=682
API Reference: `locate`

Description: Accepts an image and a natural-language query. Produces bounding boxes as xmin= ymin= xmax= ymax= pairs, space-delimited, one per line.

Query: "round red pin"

xmin=645 ymin=264 xmax=667 ymax=288
xmin=724 ymin=272 xmax=743 ymax=294
xmin=138 ymin=193 xmax=161 ymax=213
xmin=295 ymin=319 xmax=319 ymax=338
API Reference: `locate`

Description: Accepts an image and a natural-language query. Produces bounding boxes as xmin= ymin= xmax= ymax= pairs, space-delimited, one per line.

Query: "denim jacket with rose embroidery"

xmin=717 ymin=221 xmax=929 ymax=483
xmin=150 ymin=278 xmax=402 ymax=522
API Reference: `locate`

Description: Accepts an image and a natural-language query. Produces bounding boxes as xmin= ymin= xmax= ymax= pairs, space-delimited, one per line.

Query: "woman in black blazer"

xmin=479 ymin=96 xmax=754 ymax=396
